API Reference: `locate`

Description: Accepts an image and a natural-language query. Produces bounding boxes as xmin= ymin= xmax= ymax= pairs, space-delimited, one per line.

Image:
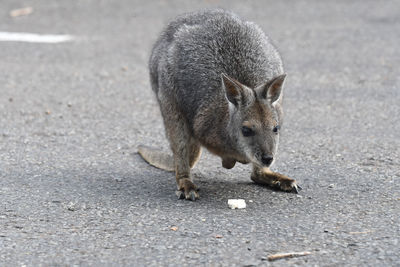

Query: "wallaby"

xmin=138 ymin=9 xmax=300 ymax=201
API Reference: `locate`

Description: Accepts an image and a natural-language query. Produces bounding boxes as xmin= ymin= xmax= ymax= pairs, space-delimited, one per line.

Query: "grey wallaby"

xmin=138 ymin=9 xmax=300 ymax=201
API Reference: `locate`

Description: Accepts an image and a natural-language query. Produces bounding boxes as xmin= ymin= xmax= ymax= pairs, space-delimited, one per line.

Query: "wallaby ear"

xmin=258 ymin=74 xmax=286 ymax=104
xmin=221 ymin=73 xmax=250 ymax=106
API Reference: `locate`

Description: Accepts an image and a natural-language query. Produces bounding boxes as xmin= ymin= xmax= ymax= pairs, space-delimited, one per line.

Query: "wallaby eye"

xmin=273 ymin=125 xmax=280 ymax=133
xmin=241 ymin=126 xmax=255 ymax=137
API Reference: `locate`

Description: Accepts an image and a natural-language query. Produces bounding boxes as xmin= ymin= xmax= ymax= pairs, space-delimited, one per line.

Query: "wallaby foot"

xmin=251 ymin=166 xmax=301 ymax=194
xmin=175 ymin=178 xmax=199 ymax=201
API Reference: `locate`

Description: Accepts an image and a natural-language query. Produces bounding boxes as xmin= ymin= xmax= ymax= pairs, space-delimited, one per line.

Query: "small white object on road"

xmin=228 ymin=199 xmax=246 ymax=209
xmin=0 ymin=32 xmax=74 ymax=43
xmin=10 ymin=7 xmax=34 ymax=17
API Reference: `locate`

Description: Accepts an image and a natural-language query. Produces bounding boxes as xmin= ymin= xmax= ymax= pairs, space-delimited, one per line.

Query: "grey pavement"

xmin=0 ymin=0 xmax=399 ymax=266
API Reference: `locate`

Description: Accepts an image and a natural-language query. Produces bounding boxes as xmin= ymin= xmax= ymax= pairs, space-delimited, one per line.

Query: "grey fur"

xmin=143 ymin=9 xmax=299 ymax=200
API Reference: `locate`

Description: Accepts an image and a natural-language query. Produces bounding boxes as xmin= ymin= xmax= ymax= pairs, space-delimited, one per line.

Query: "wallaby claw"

xmin=187 ymin=191 xmax=198 ymax=201
xmin=280 ymin=180 xmax=300 ymax=194
xmin=176 ymin=190 xmax=186 ymax=199
xmin=175 ymin=189 xmax=199 ymax=201
xmin=292 ymin=184 xmax=299 ymax=194
xmin=293 ymin=184 xmax=302 ymax=194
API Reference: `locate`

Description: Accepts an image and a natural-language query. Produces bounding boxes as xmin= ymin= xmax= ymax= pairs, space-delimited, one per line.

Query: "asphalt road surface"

xmin=1 ymin=0 xmax=399 ymax=266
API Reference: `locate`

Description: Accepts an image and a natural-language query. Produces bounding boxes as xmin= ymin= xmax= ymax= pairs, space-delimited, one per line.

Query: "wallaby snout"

xmin=261 ymin=155 xmax=274 ymax=166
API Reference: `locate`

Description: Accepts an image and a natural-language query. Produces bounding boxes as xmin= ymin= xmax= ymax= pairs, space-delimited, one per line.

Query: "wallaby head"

xmin=222 ymin=73 xmax=286 ymax=168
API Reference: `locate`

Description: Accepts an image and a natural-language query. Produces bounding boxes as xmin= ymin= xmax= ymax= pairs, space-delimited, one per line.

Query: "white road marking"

xmin=0 ymin=31 xmax=74 ymax=43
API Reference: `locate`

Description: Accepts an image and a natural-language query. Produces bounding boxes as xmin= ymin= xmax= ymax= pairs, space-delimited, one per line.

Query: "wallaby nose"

xmin=261 ymin=155 xmax=273 ymax=166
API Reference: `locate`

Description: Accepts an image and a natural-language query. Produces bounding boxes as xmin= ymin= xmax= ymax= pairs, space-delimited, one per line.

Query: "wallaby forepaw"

xmin=176 ymin=178 xmax=199 ymax=201
xmin=251 ymin=170 xmax=302 ymax=194
xmin=273 ymin=179 xmax=301 ymax=194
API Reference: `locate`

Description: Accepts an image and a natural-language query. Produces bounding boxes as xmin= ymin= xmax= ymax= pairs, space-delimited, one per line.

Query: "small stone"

xmin=114 ymin=177 xmax=123 ymax=182
xmin=328 ymin=184 xmax=335 ymax=188
xmin=67 ymin=202 xmax=77 ymax=211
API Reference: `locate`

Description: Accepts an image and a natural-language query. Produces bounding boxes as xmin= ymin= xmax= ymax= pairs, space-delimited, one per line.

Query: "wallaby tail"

xmin=137 ymin=145 xmax=175 ymax=172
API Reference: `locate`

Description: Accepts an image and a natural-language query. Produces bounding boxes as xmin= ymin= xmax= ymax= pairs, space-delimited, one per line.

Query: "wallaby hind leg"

xmin=189 ymin=139 xmax=202 ymax=169
xmin=160 ymin=103 xmax=200 ymax=201
xmin=251 ymin=165 xmax=301 ymax=194
xmin=174 ymin=139 xmax=201 ymax=200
